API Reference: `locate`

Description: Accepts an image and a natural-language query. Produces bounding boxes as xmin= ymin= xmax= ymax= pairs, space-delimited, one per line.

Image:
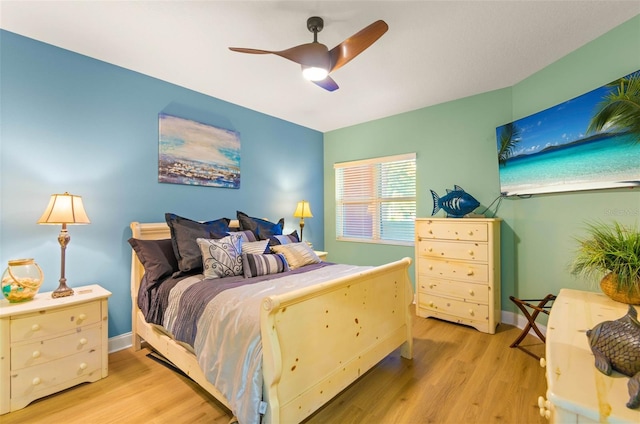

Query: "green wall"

xmin=324 ymin=15 xmax=640 ymax=315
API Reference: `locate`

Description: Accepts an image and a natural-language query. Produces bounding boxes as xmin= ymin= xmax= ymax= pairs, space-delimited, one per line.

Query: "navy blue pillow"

xmin=128 ymin=238 xmax=178 ymax=283
xmin=268 ymin=231 xmax=300 ymax=246
xmin=165 ymin=213 xmax=231 ymax=274
xmin=237 ymin=211 xmax=284 ymax=241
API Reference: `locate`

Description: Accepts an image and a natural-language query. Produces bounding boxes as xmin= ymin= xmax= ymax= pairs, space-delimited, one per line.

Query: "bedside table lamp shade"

xmin=37 ymin=192 xmax=90 ymax=298
xmin=293 ymin=200 xmax=313 ymax=241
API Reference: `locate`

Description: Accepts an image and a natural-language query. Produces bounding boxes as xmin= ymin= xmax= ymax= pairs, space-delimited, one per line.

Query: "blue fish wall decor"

xmin=431 ymin=185 xmax=480 ymax=218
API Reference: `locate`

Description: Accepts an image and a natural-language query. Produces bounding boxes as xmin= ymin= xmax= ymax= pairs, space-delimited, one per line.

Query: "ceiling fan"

xmin=229 ymin=17 xmax=388 ymax=92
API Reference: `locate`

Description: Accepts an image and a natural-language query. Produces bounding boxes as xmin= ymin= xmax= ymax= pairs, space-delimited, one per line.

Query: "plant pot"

xmin=600 ymin=273 xmax=640 ymax=305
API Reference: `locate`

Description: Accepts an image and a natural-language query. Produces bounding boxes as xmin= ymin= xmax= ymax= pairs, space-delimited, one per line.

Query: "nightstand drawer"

xmin=10 ymin=348 xmax=102 ymax=398
xmin=10 ymin=302 xmax=101 ymax=342
xmin=418 ymin=257 xmax=488 ymax=283
xmin=417 ymin=278 xmax=489 ymax=303
xmin=416 ymin=220 xmax=488 ymax=242
xmin=418 ymin=294 xmax=489 ymax=322
xmin=417 ymin=240 xmax=488 ymax=262
xmin=11 ymin=324 xmax=102 ymax=371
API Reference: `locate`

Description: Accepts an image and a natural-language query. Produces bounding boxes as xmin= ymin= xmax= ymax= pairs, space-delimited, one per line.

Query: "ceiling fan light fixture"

xmin=302 ymin=66 xmax=329 ymax=81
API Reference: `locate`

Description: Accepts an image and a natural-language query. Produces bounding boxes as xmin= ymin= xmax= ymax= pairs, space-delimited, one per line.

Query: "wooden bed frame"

xmin=130 ymin=221 xmax=413 ymax=424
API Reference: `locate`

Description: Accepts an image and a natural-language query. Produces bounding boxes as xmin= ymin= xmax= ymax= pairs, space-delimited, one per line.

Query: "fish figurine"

xmin=586 ymin=305 xmax=640 ymax=409
xmin=430 ymin=185 xmax=480 ymax=218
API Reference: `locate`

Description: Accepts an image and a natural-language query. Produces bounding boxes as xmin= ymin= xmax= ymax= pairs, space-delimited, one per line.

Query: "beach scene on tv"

xmin=496 ymin=70 xmax=640 ymax=196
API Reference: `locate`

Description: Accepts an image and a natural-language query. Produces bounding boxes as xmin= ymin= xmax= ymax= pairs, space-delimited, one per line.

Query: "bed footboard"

xmin=260 ymin=257 xmax=413 ymax=424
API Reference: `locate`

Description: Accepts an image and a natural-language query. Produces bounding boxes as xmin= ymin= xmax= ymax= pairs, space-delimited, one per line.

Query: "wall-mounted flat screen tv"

xmin=496 ymin=70 xmax=640 ymax=197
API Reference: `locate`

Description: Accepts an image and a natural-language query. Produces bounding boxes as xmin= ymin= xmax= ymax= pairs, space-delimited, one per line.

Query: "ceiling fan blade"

xmin=313 ymin=76 xmax=339 ymax=92
xmin=328 ymin=20 xmax=388 ymax=73
xmin=230 ymin=43 xmax=330 ymax=68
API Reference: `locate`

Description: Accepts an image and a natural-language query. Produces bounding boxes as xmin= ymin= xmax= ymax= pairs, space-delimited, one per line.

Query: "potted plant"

xmin=570 ymin=221 xmax=640 ymax=305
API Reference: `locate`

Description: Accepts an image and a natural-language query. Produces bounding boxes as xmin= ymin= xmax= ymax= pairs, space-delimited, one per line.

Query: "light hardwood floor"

xmin=3 ymin=314 xmax=547 ymax=424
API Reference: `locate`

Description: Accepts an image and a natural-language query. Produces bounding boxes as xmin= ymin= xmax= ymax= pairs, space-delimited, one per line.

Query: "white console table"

xmin=540 ymin=288 xmax=640 ymax=423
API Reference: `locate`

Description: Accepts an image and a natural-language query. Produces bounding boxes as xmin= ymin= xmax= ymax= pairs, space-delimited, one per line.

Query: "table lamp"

xmin=293 ymin=200 xmax=313 ymax=241
xmin=37 ymin=192 xmax=90 ymax=298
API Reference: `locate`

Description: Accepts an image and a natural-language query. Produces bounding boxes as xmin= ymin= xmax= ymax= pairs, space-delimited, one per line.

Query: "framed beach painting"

xmin=158 ymin=113 xmax=240 ymax=189
xmin=496 ymin=70 xmax=640 ymax=196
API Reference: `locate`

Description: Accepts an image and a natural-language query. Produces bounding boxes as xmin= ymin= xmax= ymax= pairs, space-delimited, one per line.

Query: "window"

xmin=335 ymin=153 xmax=416 ymax=245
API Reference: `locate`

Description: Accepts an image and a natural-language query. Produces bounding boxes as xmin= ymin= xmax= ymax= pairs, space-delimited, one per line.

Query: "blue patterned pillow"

xmin=197 ymin=234 xmax=243 ymax=279
xmin=268 ymin=231 xmax=300 ymax=246
xmin=237 ymin=211 xmax=284 ymax=240
xmin=165 ymin=213 xmax=230 ymax=274
xmin=242 ymin=253 xmax=289 ymax=278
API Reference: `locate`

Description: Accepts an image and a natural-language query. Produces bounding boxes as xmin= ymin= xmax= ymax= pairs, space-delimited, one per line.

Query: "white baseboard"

xmin=108 ymin=332 xmax=132 ymax=353
xmin=107 ymin=310 xmax=546 ymax=353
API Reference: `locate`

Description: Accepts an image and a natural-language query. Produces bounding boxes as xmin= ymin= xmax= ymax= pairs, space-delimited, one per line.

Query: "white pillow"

xmin=271 ymin=242 xmax=321 ymax=270
xmin=197 ymin=234 xmax=243 ymax=279
xmin=242 ymin=240 xmax=269 ymax=255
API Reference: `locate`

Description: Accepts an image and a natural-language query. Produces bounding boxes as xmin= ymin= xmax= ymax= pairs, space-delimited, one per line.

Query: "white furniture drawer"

xmin=10 ymin=302 xmax=101 ymax=342
xmin=11 ymin=324 xmax=102 ymax=371
xmin=10 ymin=348 xmax=102 ymax=398
xmin=417 ymin=278 xmax=489 ymax=304
xmin=418 ymin=257 xmax=488 ymax=283
xmin=417 ymin=240 xmax=488 ymax=262
xmin=416 ymin=220 xmax=487 ymax=242
xmin=418 ymin=294 xmax=489 ymax=322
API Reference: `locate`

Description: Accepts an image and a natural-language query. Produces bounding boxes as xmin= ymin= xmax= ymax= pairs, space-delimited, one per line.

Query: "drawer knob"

xmin=428 ymin=230 xmax=433 ymax=234
xmin=428 ymin=265 xmax=433 ymax=271
xmin=78 ymin=313 xmax=87 ymax=321
xmin=466 ymin=269 xmax=474 ymax=276
xmin=428 ymin=301 xmax=434 ymax=307
xmin=79 ymin=362 xmax=88 ymax=371
xmin=32 ymin=377 xmax=41 ymax=386
xmin=468 ymin=309 xmax=474 ymax=316
xmin=429 ymin=284 xmax=435 ymax=289
xmin=32 ymin=350 xmax=41 ymax=358
xmin=468 ymin=289 xmax=475 ymax=296
xmin=468 ymin=250 xmax=474 ymax=256
xmin=468 ymin=231 xmax=473 ymax=236
xmin=80 ymin=338 xmax=88 ymax=345
xmin=539 ymin=357 xmax=546 ymax=368
xmin=31 ymin=324 xmax=41 ymax=331
xmin=538 ymin=396 xmax=551 ymax=420
xmin=428 ymin=247 xmax=433 ymax=252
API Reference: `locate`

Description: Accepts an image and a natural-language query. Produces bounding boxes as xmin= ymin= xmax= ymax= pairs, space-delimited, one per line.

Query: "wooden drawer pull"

xmin=468 ymin=289 xmax=475 ymax=296
xmin=79 ymin=362 xmax=88 ymax=371
xmin=466 ymin=269 xmax=474 ymax=276
xmin=468 ymin=309 xmax=475 ymax=316
xmin=32 ymin=350 xmax=41 ymax=358
xmin=78 ymin=313 xmax=87 ymax=321
xmin=31 ymin=323 xmax=41 ymax=331
xmin=32 ymin=377 xmax=41 ymax=386
xmin=80 ymin=338 xmax=88 ymax=345
xmin=468 ymin=250 xmax=474 ymax=255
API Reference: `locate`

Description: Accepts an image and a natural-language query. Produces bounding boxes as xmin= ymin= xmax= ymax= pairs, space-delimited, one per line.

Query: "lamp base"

xmin=51 ymin=283 xmax=74 ymax=298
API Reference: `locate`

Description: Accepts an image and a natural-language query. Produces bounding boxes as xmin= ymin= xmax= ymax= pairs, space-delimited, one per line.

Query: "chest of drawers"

xmin=415 ymin=217 xmax=501 ymax=334
xmin=0 ymin=284 xmax=111 ymax=414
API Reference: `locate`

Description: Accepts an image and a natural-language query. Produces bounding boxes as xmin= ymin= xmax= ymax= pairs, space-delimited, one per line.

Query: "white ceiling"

xmin=1 ymin=1 xmax=638 ymax=132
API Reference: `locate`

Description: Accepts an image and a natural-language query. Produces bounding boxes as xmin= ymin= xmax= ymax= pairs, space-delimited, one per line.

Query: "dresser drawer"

xmin=10 ymin=301 xmax=101 ymax=342
xmin=10 ymin=348 xmax=102 ymax=399
xmin=416 ymin=220 xmax=488 ymax=242
xmin=417 ymin=278 xmax=489 ymax=304
xmin=418 ymin=293 xmax=489 ymax=322
xmin=417 ymin=240 xmax=488 ymax=262
xmin=418 ymin=257 xmax=488 ymax=283
xmin=11 ymin=324 xmax=102 ymax=371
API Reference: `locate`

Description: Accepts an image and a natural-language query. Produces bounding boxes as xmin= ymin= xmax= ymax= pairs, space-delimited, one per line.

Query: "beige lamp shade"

xmin=293 ymin=201 xmax=313 ymax=219
xmin=37 ymin=192 xmax=90 ymax=225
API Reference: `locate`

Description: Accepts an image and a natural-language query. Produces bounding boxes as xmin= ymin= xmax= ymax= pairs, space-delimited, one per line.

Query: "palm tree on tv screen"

xmin=588 ymin=72 xmax=640 ymax=143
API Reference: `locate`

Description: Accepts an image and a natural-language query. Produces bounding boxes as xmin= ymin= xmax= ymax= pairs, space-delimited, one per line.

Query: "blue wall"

xmin=0 ymin=30 xmax=324 ymax=338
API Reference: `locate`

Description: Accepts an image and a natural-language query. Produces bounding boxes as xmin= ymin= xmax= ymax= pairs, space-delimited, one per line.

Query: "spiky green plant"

xmin=571 ymin=221 xmax=640 ymax=293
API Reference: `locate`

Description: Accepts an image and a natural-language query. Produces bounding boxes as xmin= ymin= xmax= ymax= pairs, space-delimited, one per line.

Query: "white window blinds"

xmin=335 ymin=153 xmax=416 ymax=245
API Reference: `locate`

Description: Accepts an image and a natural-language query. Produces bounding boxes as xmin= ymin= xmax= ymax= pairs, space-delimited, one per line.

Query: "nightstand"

xmin=314 ymin=251 xmax=328 ymax=261
xmin=0 ymin=284 xmax=111 ymax=414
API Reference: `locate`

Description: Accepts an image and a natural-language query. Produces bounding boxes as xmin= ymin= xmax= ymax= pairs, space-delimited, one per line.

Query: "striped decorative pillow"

xmin=242 ymin=240 xmax=269 ymax=255
xmin=242 ymin=253 xmax=289 ymax=278
xmin=271 ymin=242 xmax=321 ymax=270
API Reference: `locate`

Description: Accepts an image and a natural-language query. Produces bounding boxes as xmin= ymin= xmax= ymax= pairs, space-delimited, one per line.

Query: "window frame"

xmin=334 ymin=153 xmax=416 ymax=246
